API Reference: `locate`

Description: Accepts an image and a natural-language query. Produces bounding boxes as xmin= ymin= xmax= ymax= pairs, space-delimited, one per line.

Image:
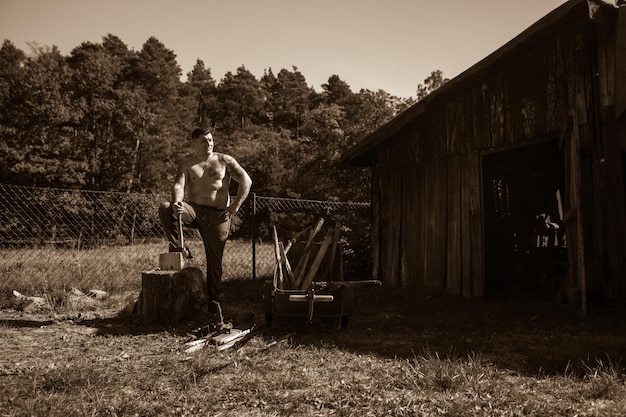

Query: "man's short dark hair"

xmin=191 ymin=128 xmax=209 ymax=139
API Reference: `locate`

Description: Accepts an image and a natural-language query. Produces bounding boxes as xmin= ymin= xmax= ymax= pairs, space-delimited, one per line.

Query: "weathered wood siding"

xmin=370 ymin=3 xmax=626 ymax=299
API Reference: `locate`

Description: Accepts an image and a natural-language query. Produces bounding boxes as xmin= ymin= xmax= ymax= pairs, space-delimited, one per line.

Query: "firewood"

xmin=324 ymin=221 xmax=342 ymax=281
xmin=275 ymin=239 xmax=295 ymax=287
xmin=284 ymin=239 xmax=294 ymax=254
xmin=279 ymin=241 xmax=296 ymax=289
xmin=12 ymin=290 xmax=47 ymax=307
xmin=213 ymin=328 xmax=252 ymax=350
xmin=299 ymin=228 xmax=334 ymax=290
xmin=293 ymin=218 xmax=325 ymax=286
xmin=272 ymin=227 xmax=296 ymax=288
xmin=87 ymin=289 xmax=109 ymax=300
xmin=272 ymin=225 xmax=284 ymax=289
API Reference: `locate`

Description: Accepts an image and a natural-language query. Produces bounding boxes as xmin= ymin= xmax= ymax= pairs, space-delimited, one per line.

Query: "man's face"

xmin=193 ymin=132 xmax=214 ymax=157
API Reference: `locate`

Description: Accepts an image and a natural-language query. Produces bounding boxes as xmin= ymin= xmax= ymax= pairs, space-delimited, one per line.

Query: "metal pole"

xmin=251 ymin=192 xmax=257 ymax=280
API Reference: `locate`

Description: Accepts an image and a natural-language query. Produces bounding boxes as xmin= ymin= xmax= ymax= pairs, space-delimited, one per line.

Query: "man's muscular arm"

xmin=224 ymin=154 xmax=252 ymax=214
xmin=171 ymin=165 xmax=186 ymax=213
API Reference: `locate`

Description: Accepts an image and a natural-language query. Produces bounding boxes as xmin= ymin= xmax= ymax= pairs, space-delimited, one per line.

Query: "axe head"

xmin=159 ymin=252 xmax=185 ymax=271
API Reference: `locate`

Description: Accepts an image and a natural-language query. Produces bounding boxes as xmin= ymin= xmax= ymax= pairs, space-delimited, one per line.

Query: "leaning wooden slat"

xmin=284 ymin=239 xmax=294 ymax=254
xmin=293 ymin=218 xmax=325 ymax=286
xmin=272 ymin=225 xmax=284 ymax=289
xmin=299 ymin=228 xmax=334 ymax=290
xmin=324 ymin=221 xmax=342 ymax=281
xmin=279 ymin=241 xmax=296 ymax=289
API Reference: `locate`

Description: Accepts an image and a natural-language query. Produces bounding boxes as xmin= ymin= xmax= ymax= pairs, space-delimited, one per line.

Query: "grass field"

xmin=1 ymin=271 xmax=625 ymax=416
xmin=0 ymin=239 xmax=276 ymax=299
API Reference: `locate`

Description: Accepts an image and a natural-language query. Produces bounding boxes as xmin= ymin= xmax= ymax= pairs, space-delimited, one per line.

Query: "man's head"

xmin=191 ymin=128 xmax=214 ymax=158
xmin=191 ymin=128 xmax=212 ymax=141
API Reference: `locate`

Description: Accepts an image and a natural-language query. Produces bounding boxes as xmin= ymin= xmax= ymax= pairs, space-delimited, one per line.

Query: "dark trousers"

xmin=158 ymin=201 xmax=230 ymax=303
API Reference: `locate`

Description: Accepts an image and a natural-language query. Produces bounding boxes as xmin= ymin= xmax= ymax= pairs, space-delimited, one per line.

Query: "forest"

xmin=0 ymin=35 xmax=445 ymax=202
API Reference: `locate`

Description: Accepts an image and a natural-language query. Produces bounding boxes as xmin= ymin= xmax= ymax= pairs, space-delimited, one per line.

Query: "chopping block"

xmin=139 ymin=267 xmax=207 ymax=324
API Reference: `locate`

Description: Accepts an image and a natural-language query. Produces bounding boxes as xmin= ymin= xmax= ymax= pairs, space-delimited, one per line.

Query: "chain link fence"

xmin=0 ymin=184 xmax=371 ymax=296
xmin=251 ymin=195 xmax=372 ymax=281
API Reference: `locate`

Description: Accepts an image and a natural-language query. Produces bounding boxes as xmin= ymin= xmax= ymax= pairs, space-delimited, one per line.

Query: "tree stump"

xmin=139 ymin=267 xmax=207 ymax=324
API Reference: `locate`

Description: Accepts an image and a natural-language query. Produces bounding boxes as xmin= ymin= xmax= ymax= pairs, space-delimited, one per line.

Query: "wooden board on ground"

xmin=183 ymin=326 xmax=255 ymax=353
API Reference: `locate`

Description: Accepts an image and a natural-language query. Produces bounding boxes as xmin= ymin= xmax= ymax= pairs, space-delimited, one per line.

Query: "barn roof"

xmin=340 ymin=0 xmax=615 ymax=167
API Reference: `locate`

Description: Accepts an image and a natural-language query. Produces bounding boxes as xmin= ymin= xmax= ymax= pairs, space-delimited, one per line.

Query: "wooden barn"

xmin=341 ymin=0 xmax=626 ymax=313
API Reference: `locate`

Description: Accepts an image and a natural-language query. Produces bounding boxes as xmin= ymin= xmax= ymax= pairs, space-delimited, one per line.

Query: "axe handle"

xmin=178 ymin=213 xmax=184 ymax=249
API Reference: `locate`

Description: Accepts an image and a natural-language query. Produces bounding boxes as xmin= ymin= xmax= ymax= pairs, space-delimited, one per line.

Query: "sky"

xmin=0 ymin=0 xmax=568 ymax=99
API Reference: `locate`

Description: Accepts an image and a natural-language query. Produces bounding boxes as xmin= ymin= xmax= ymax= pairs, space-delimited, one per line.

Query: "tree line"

xmin=0 ymin=35 xmax=446 ymax=202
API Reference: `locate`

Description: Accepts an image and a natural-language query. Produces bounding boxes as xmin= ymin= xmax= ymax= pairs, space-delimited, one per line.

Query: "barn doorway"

xmin=482 ymin=139 xmax=567 ymax=297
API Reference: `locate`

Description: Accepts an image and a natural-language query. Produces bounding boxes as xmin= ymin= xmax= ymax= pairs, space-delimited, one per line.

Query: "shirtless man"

xmin=158 ymin=128 xmax=252 ymax=313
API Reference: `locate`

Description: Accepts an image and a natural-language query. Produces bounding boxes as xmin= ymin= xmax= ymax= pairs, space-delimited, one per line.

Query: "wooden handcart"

xmin=263 ymin=219 xmax=381 ymax=330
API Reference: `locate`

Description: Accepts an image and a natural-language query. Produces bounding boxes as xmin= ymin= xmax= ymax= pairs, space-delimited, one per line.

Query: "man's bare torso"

xmin=183 ymin=153 xmax=231 ymax=207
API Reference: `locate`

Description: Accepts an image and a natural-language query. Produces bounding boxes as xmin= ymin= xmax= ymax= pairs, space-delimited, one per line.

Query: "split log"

xmin=12 ymin=290 xmax=48 ymax=312
xmin=272 ymin=226 xmax=284 ymax=288
xmin=87 ymin=289 xmax=109 ymax=300
xmin=279 ymin=242 xmax=296 ymax=289
xmin=299 ymin=228 xmax=334 ymax=290
xmin=293 ymin=218 xmax=325 ymax=286
xmin=273 ymin=238 xmax=296 ymax=290
xmin=284 ymin=239 xmax=293 ymax=254
xmin=139 ymin=267 xmax=207 ymax=324
xmin=324 ymin=221 xmax=342 ymax=281
xmin=272 ymin=226 xmax=296 ymax=289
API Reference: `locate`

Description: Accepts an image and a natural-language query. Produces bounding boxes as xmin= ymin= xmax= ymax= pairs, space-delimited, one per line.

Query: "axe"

xmin=158 ymin=212 xmax=187 ymax=270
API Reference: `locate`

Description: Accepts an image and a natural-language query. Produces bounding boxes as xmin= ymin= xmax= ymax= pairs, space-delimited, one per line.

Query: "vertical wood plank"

xmin=371 ymin=159 xmax=381 ymax=281
xmin=595 ymin=21 xmax=615 ymax=108
xmin=377 ymin=152 xmax=391 ymax=284
xmin=468 ymin=152 xmax=485 ymax=297
xmin=446 ymin=98 xmax=465 ymax=156
xmin=399 ymin=137 xmax=409 ymax=288
xmin=569 ymin=115 xmax=588 ymax=316
xmin=423 ymin=158 xmax=436 ymax=290
xmin=422 ymin=157 xmax=448 ymax=292
xmin=389 ymin=144 xmax=402 ymax=286
xmin=435 ymin=157 xmax=448 ymax=291
xmin=461 ymin=154 xmax=473 ymax=297
xmin=380 ymin=143 xmax=402 ymax=287
xmin=615 ymin=7 xmax=626 ymax=118
xmin=470 ymin=85 xmax=482 ymax=154
xmin=413 ymin=159 xmax=426 ymax=289
xmin=446 ymin=154 xmax=462 ymax=295
xmin=490 ymin=74 xmax=506 ymax=148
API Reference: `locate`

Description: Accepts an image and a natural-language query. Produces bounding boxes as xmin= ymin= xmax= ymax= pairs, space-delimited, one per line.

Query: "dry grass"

xmin=1 ymin=278 xmax=626 ymax=416
xmin=0 ymin=240 xmax=276 ymax=299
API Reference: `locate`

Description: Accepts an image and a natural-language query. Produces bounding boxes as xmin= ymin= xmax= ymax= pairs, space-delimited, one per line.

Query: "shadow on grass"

xmin=73 ymin=277 xmax=269 ymax=338
xmin=215 ymin=278 xmax=626 ymax=377
xmin=0 ymin=318 xmax=55 ymax=328
xmin=109 ymin=279 xmax=626 ymax=375
xmin=5 ymin=278 xmax=623 ymax=377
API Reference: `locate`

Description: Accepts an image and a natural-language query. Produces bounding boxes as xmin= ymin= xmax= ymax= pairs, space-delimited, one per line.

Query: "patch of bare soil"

xmin=1 ymin=279 xmax=625 ymax=378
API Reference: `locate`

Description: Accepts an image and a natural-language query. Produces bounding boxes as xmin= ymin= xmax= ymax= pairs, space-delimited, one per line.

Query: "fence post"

xmin=251 ymin=192 xmax=257 ymax=280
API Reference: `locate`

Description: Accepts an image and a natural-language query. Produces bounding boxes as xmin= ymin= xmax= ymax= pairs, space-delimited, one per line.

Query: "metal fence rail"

xmin=0 ymin=184 xmax=371 ymax=295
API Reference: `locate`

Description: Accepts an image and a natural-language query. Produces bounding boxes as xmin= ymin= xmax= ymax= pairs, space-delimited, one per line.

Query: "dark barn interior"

xmin=483 ymin=140 xmax=567 ymax=296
